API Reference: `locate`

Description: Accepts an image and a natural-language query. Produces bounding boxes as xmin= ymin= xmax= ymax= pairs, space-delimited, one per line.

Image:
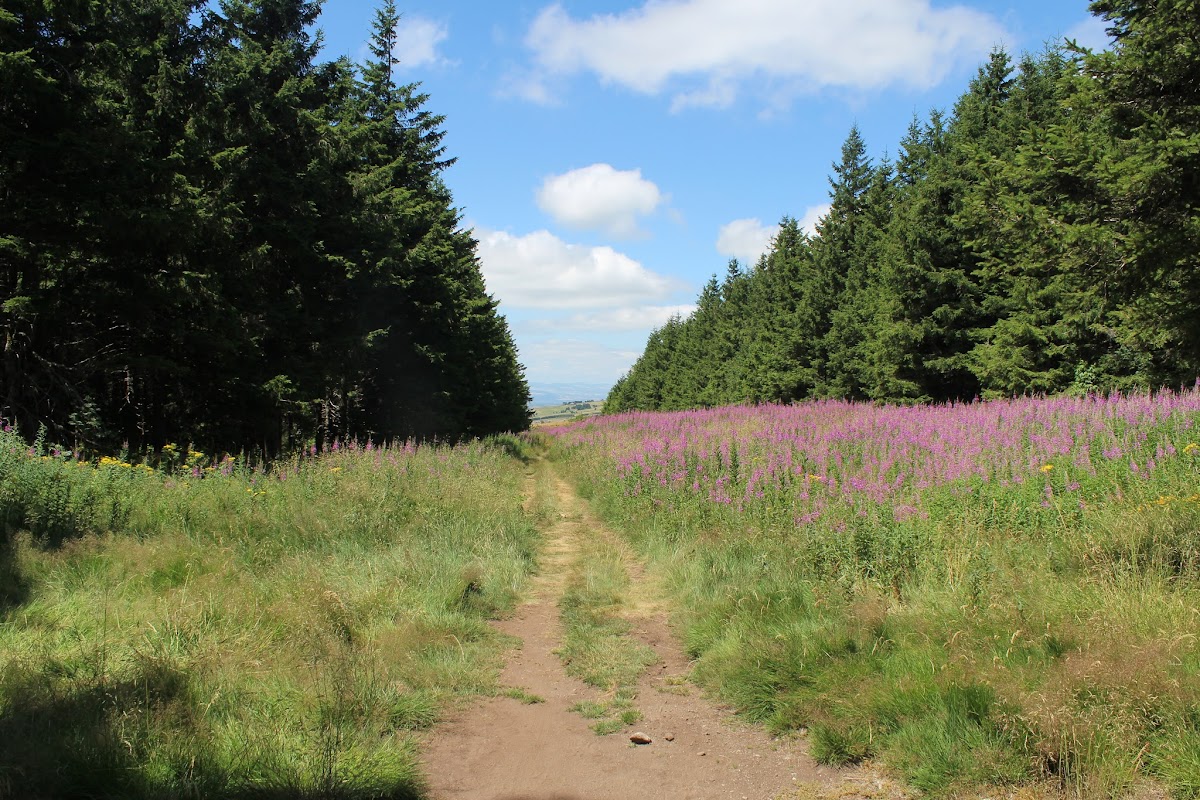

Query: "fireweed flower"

xmin=546 ymin=388 xmax=1200 ymax=527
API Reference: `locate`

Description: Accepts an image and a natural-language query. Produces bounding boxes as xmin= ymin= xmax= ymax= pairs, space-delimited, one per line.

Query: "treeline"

xmin=1 ymin=0 xmax=530 ymax=456
xmin=608 ymin=2 xmax=1200 ymax=413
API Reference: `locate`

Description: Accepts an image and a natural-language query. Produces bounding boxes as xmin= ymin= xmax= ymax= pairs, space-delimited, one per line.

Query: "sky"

xmin=311 ymin=0 xmax=1112 ymax=399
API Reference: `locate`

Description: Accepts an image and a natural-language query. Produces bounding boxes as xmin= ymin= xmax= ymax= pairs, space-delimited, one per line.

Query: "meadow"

xmin=546 ymin=389 xmax=1200 ymax=797
xmin=0 ymin=430 xmax=540 ymax=799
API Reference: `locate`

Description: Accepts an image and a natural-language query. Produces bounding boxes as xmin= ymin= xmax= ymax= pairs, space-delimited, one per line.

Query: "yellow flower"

xmin=329 ymin=466 xmax=342 ymax=473
xmin=1184 ymin=442 xmax=1199 ymax=455
xmin=1040 ymin=464 xmax=1054 ymax=473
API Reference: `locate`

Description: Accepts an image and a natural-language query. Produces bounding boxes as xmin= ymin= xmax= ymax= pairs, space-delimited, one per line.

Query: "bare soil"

xmin=420 ymin=465 xmax=888 ymax=800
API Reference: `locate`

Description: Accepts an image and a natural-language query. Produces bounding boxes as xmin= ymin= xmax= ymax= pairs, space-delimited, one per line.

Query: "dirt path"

xmin=421 ymin=463 xmax=868 ymax=800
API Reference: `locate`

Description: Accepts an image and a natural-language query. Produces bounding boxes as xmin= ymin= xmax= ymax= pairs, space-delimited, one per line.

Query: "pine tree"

xmin=809 ymin=127 xmax=872 ymax=395
xmin=823 ymin=157 xmax=897 ymax=399
xmin=1083 ymin=0 xmax=1200 ymax=382
xmin=347 ymin=0 xmax=528 ymax=440
xmin=961 ymin=48 xmax=1111 ymax=396
xmin=1 ymin=0 xmax=210 ymax=449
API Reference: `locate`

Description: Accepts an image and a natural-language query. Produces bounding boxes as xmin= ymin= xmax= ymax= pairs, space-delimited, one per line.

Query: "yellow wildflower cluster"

xmin=1184 ymin=442 xmax=1199 ymax=455
xmin=1040 ymin=464 xmax=1054 ymax=473
xmin=95 ymin=455 xmax=157 ymax=473
xmin=1134 ymin=494 xmax=1200 ymax=512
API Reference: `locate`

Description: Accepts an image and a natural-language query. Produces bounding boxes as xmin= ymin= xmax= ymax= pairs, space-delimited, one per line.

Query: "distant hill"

xmin=528 ymin=382 xmax=612 ymax=407
xmin=530 ymin=400 xmax=604 ymax=425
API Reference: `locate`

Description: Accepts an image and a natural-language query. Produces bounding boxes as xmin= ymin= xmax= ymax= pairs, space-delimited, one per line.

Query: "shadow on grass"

xmin=0 ymin=668 xmax=185 ymax=799
xmin=0 ymin=533 xmax=28 ymax=613
xmin=0 ymin=665 xmax=422 ymax=800
xmin=489 ymin=433 xmax=537 ymax=465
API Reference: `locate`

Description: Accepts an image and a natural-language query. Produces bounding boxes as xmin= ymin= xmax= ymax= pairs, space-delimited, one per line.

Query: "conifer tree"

xmin=809 ymin=127 xmax=872 ymax=394
xmin=1084 ymin=0 xmax=1200 ymax=382
xmin=2 ymin=0 xmax=530 ymax=452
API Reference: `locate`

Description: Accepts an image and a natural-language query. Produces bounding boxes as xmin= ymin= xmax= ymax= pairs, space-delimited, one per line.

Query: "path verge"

xmin=421 ymin=460 xmax=851 ymax=800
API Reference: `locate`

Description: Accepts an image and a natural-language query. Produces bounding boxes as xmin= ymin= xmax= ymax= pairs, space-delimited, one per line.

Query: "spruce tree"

xmin=1084 ymin=0 xmax=1200 ymax=382
xmin=347 ymin=0 xmax=529 ymax=440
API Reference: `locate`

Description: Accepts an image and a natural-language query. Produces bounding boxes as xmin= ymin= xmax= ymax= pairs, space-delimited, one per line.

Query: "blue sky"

xmin=313 ymin=0 xmax=1110 ymax=398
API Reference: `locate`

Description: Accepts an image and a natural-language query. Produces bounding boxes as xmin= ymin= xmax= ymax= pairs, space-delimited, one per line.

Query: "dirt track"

xmin=419 ymin=465 xmax=873 ymax=800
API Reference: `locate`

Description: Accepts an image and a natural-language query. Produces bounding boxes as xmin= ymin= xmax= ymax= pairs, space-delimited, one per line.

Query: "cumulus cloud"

xmin=521 ymin=339 xmax=645 ymax=383
xmin=395 ymin=15 xmax=449 ymax=69
xmin=533 ymin=305 xmax=698 ymax=332
xmin=536 ymin=164 xmax=664 ymax=237
xmin=476 ymin=228 xmax=676 ymax=309
xmin=524 ymin=0 xmax=1006 ymax=108
xmin=716 ymin=218 xmax=779 ymax=265
xmin=798 ymin=203 xmax=832 ymax=237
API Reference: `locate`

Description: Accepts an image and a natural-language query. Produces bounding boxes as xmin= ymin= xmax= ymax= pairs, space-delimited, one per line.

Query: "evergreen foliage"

xmin=608 ymin=3 xmax=1200 ymax=413
xmin=1 ymin=0 xmax=530 ymax=454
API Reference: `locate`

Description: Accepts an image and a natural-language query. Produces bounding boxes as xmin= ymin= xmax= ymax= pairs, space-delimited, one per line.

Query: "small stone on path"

xmin=664 ymin=733 xmax=675 ymax=741
xmin=630 ymin=732 xmax=653 ymax=745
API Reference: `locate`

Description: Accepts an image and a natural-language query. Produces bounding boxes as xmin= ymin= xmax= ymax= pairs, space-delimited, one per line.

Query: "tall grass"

xmin=547 ymin=391 xmax=1200 ymax=797
xmin=0 ymin=430 xmax=540 ymax=799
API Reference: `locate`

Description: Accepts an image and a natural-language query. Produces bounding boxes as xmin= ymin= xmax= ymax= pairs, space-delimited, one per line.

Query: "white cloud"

xmin=524 ymin=0 xmax=1005 ymax=109
xmin=1065 ymin=15 xmax=1112 ymax=52
xmin=716 ymin=218 xmax=779 ymax=265
xmin=395 ymin=15 xmax=449 ymax=69
xmin=476 ymin=228 xmax=676 ymax=309
xmin=500 ymin=70 xmax=557 ymax=104
xmin=798 ymin=203 xmax=832 ymax=237
xmin=670 ymin=76 xmax=737 ymax=112
xmin=536 ymin=164 xmax=664 ymax=237
xmin=533 ymin=305 xmax=698 ymax=332
xmin=521 ymin=339 xmax=644 ymax=383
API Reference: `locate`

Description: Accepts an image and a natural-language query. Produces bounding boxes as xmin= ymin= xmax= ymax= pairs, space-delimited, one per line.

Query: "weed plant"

xmin=0 ymin=429 xmax=540 ymax=799
xmin=547 ymin=390 xmax=1200 ymax=797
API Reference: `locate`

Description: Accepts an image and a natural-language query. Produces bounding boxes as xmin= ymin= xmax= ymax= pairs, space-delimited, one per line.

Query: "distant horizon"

xmin=528 ymin=381 xmax=614 ymax=407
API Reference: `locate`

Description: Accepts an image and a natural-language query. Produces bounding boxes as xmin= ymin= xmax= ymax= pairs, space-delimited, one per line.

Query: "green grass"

xmin=499 ymin=686 xmax=545 ymax=704
xmin=0 ymin=432 xmax=540 ymax=799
